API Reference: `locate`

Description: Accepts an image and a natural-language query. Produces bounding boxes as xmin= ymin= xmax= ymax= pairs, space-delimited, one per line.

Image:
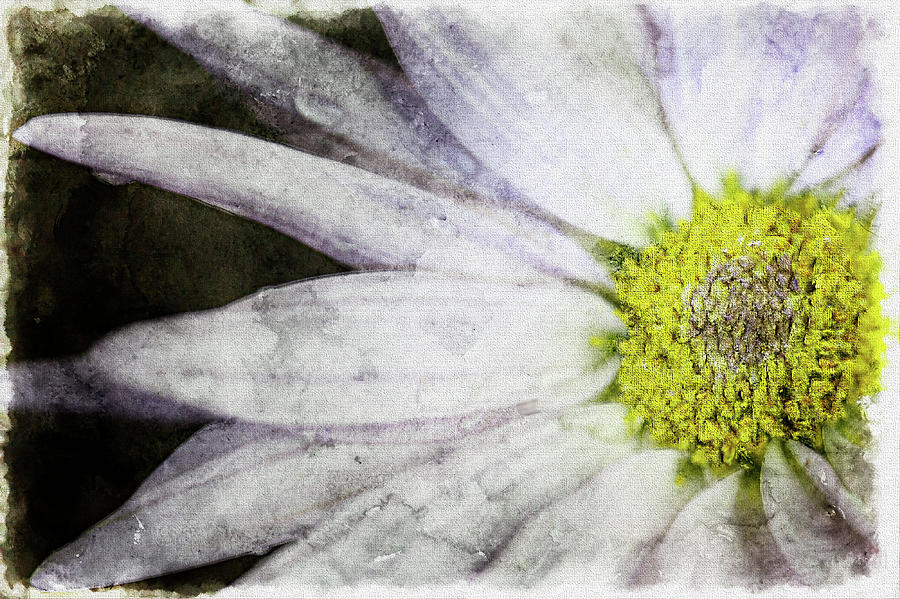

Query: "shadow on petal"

xmin=761 ymin=440 xmax=876 ymax=586
xmin=634 ymin=469 xmax=795 ymax=588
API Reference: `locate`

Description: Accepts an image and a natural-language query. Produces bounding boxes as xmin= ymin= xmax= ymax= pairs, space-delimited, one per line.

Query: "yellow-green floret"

xmin=612 ymin=175 xmax=887 ymax=468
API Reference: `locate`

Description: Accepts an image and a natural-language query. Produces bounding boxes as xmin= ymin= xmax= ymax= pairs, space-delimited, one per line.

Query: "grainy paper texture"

xmin=1 ymin=1 xmax=899 ymax=597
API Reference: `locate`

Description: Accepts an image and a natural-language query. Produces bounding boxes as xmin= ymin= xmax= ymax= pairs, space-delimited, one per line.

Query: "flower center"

xmin=610 ymin=175 xmax=887 ymax=468
xmin=686 ymin=253 xmax=796 ymax=375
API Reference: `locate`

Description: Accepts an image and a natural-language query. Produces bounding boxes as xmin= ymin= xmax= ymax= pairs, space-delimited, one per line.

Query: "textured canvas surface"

xmin=0 ymin=1 xmax=898 ymax=597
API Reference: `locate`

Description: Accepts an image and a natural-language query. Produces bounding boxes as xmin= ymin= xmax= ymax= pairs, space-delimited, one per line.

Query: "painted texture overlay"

xmin=1 ymin=2 xmax=898 ymax=597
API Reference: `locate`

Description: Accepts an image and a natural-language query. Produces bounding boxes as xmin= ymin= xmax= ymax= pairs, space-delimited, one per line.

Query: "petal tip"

xmin=11 ymin=119 xmax=37 ymax=147
xmin=30 ymin=560 xmax=81 ymax=592
xmin=29 ymin=540 xmax=107 ymax=592
xmin=12 ymin=113 xmax=86 ymax=155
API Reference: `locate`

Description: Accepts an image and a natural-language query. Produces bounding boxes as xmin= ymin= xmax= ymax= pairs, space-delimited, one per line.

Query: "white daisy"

xmin=9 ymin=1 xmax=895 ymax=594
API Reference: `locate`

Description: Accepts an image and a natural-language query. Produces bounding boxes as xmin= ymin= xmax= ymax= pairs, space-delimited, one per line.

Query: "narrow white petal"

xmin=480 ymin=449 xmax=703 ymax=586
xmin=233 ymin=404 xmax=638 ymax=588
xmin=242 ymin=496 xmax=478 ymax=588
xmin=637 ymin=471 xmax=793 ymax=587
xmin=649 ymin=7 xmax=876 ymax=194
xmin=130 ymin=418 xmax=506 ymax=499
xmin=78 ymin=271 xmax=620 ymax=425
xmin=13 ymin=113 xmax=606 ymax=284
xmin=115 ymin=0 xmax=508 ymax=201
xmin=378 ymin=6 xmax=692 ymax=245
xmin=29 ymin=423 xmax=445 ymax=591
xmin=760 ymin=441 xmax=876 ymax=585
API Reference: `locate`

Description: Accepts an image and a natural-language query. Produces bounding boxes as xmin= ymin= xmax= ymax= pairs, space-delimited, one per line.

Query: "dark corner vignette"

xmin=3 ymin=4 xmax=390 ymax=593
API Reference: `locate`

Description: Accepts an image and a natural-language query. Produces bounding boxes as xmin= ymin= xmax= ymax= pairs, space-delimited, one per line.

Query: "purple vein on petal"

xmin=786 ymin=439 xmax=877 ymax=541
xmin=633 ymin=470 xmax=795 ymax=588
xmin=645 ymin=6 xmax=877 ymax=195
xmin=790 ymin=72 xmax=882 ymax=193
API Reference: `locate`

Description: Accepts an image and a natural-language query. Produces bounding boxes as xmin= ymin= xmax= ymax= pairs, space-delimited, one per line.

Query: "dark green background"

xmin=4 ymin=5 xmax=392 ymax=592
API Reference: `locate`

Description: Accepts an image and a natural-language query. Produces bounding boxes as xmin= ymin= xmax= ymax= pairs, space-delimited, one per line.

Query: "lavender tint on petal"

xmin=10 ymin=3 xmax=889 ymax=593
xmin=73 ymin=271 xmax=620 ymax=426
xmin=647 ymin=6 xmax=877 ymax=194
xmin=232 ymin=404 xmax=637 ymax=588
xmin=13 ymin=113 xmax=606 ymax=284
xmin=30 ymin=423 xmax=451 ymax=590
xmin=116 ymin=0 xmax=514 ymax=204
xmin=634 ymin=471 xmax=795 ymax=588
xmin=480 ymin=450 xmax=704 ymax=586
xmin=786 ymin=439 xmax=877 ymax=541
xmin=377 ymin=6 xmax=693 ymax=246
xmin=791 ymin=73 xmax=882 ymax=193
xmin=760 ymin=441 xmax=876 ymax=586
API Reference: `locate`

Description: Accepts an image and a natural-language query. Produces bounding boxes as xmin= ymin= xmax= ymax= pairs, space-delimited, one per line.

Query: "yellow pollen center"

xmin=608 ymin=175 xmax=887 ymax=468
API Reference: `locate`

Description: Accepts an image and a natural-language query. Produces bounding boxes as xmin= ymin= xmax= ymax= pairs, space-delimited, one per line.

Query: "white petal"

xmin=378 ymin=6 xmax=692 ymax=245
xmin=13 ymin=113 xmax=606 ymax=284
xmin=836 ymin=149 xmax=880 ymax=211
xmin=637 ymin=470 xmax=794 ymax=587
xmin=78 ymin=271 xmax=621 ymax=425
xmin=823 ymin=427 xmax=874 ymax=503
xmin=241 ymin=496 xmax=477 ymax=589
xmin=871 ymin=178 xmax=899 ymax=326
xmin=130 ymin=418 xmax=503 ymax=498
xmin=233 ymin=403 xmax=637 ymax=588
xmin=760 ymin=441 xmax=876 ymax=585
xmin=480 ymin=449 xmax=703 ymax=586
xmin=786 ymin=439 xmax=877 ymax=540
xmin=789 ymin=77 xmax=881 ymax=193
xmin=799 ymin=141 xmax=880 ymax=218
xmin=650 ymin=7 xmax=875 ymax=194
xmin=116 ymin=0 xmax=510 ymax=202
xmin=29 ymin=422 xmax=445 ymax=591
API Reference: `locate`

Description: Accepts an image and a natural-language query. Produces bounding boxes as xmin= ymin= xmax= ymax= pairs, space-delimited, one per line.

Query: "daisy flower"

xmin=7 ymin=0 xmax=896 ymax=594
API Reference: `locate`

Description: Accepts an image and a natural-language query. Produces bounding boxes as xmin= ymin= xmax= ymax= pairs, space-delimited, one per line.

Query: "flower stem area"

xmin=2 ymin=6 xmax=381 ymax=592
